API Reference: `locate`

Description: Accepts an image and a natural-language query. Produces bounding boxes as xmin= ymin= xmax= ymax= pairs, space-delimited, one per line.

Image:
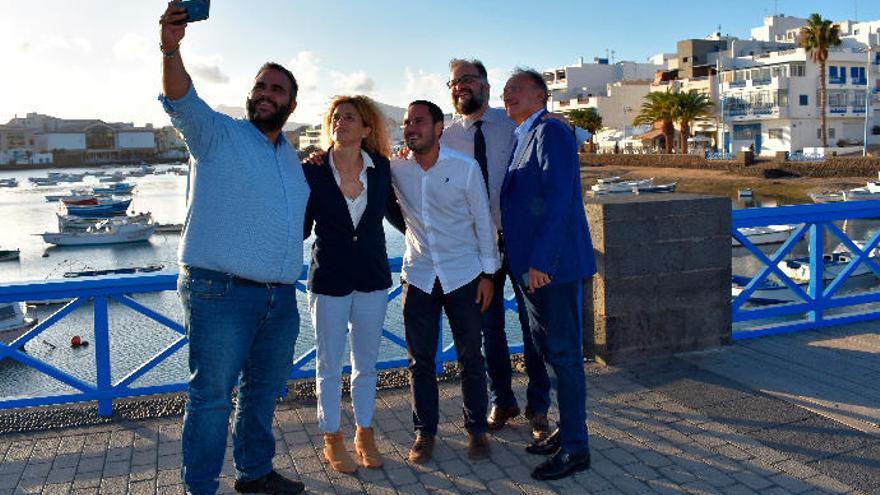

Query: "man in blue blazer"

xmin=500 ymin=68 xmax=596 ymax=481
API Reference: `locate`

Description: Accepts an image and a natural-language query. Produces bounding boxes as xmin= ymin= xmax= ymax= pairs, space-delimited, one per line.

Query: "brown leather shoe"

xmin=466 ymin=432 xmax=491 ymax=460
xmin=487 ymin=405 xmax=520 ymax=431
xmin=529 ymin=413 xmax=550 ymax=442
xmin=408 ymin=434 xmax=435 ymax=464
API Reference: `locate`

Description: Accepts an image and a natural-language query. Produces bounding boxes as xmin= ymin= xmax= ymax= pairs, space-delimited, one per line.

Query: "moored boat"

xmin=0 ymin=302 xmax=36 ymax=347
xmin=60 ymin=198 xmax=131 ymax=217
xmin=0 ymin=249 xmax=20 ymax=262
xmin=40 ymin=222 xmax=155 ymax=246
xmin=732 ymin=224 xmax=798 ymax=246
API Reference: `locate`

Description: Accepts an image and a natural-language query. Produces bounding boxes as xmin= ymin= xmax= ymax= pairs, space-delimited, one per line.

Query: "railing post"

xmin=808 ymin=223 xmax=824 ymax=323
xmin=93 ymin=296 xmax=113 ymax=417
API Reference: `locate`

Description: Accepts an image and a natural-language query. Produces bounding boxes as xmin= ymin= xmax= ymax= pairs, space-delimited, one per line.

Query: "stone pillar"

xmin=583 ymin=194 xmax=732 ymax=365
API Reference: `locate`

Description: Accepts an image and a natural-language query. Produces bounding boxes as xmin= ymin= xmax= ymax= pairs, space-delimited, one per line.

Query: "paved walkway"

xmin=0 ymin=321 xmax=878 ymax=494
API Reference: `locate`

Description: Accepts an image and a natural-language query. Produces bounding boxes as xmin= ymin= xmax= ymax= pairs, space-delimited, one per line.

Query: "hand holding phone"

xmin=174 ymin=0 xmax=210 ymax=25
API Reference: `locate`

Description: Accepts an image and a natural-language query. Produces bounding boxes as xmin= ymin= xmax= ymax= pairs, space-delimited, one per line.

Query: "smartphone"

xmin=175 ymin=0 xmax=210 ymax=24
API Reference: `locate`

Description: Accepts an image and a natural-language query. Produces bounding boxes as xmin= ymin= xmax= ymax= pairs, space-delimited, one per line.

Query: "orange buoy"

xmin=71 ymin=336 xmax=82 ymax=347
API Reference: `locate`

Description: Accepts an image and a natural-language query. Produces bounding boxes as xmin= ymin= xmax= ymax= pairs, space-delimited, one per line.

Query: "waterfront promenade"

xmin=0 ymin=321 xmax=877 ymax=495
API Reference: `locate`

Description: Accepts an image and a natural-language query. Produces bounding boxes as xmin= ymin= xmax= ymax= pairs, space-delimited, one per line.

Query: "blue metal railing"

xmin=0 ymin=258 xmax=523 ymax=416
xmin=732 ymin=201 xmax=880 ymax=340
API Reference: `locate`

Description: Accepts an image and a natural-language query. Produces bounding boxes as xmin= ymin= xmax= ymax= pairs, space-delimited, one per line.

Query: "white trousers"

xmin=309 ymin=289 xmax=388 ymax=433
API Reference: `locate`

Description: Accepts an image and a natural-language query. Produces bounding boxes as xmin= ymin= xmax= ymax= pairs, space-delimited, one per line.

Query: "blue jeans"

xmin=178 ymin=266 xmax=300 ymax=495
xmin=517 ymin=279 xmax=589 ymax=455
xmin=482 ymin=262 xmax=551 ymax=415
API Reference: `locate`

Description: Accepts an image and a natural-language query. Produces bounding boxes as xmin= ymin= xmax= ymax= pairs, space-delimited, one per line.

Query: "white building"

xmin=298 ymin=125 xmax=322 ymax=151
xmin=555 ymin=80 xmax=654 ymax=134
xmin=718 ymin=24 xmax=880 ymax=156
xmin=1 ymin=113 xmax=157 ymax=164
xmin=544 ymin=57 xmax=663 ymax=114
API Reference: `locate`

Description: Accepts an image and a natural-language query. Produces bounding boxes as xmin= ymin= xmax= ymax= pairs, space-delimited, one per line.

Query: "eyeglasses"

xmin=446 ymin=74 xmax=482 ymax=88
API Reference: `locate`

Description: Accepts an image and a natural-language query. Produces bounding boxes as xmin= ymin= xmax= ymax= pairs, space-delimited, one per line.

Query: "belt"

xmin=182 ymin=265 xmax=291 ymax=289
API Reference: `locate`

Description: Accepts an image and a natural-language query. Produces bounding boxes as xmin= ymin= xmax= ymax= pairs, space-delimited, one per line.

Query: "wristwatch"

xmin=479 ymin=272 xmax=494 ymax=281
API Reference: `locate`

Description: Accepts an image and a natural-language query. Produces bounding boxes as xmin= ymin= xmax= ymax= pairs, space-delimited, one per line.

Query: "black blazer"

xmin=303 ymin=150 xmax=404 ymax=296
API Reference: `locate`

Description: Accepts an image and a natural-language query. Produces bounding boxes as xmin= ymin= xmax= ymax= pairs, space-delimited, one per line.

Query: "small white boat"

xmin=733 ymin=224 xmax=798 ymax=246
xmin=0 ymin=178 xmax=18 ymax=188
xmin=731 ymin=275 xmax=805 ymax=305
xmin=57 ymin=212 xmax=153 ymax=232
xmin=40 ymin=222 xmax=155 ymax=246
xmin=809 ymin=191 xmax=845 ymax=203
xmin=592 ymin=177 xmax=655 ymax=194
xmin=777 ymin=251 xmax=880 ymax=283
xmin=842 ymin=181 xmax=880 ymax=201
xmin=0 ymin=249 xmax=20 ymax=262
xmin=0 ymin=302 xmax=36 ymax=346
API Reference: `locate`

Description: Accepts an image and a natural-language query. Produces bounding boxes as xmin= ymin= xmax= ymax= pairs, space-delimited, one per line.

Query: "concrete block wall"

xmin=584 ymin=193 xmax=732 ymax=365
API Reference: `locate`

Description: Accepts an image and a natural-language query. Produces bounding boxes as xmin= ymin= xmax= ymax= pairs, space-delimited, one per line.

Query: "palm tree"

xmin=633 ymin=91 xmax=677 ymax=153
xmin=565 ymin=108 xmax=603 ymax=152
xmin=799 ymin=13 xmax=842 ymax=148
xmin=673 ymin=90 xmax=713 ymax=154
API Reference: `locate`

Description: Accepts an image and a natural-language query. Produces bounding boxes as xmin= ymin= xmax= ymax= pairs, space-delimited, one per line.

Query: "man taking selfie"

xmin=158 ymin=2 xmax=308 ymax=494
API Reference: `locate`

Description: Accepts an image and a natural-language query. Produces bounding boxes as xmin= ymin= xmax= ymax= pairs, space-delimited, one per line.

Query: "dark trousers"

xmin=482 ymin=254 xmax=551 ymax=414
xmin=402 ymin=277 xmax=489 ymax=436
xmin=518 ymin=279 xmax=590 ymax=455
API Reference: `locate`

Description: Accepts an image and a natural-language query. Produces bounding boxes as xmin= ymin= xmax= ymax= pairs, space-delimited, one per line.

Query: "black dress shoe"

xmin=525 ymin=428 xmax=560 ymax=455
xmin=531 ymin=450 xmax=591 ymax=481
xmin=234 ymin=470 xmax=305 ymax=494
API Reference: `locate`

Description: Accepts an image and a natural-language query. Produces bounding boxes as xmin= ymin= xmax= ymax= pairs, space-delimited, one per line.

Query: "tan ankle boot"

xmin=354 ymin=426 xmax=384 ymax=469
xmin=323 ymin=430 xmax=357 ymax=473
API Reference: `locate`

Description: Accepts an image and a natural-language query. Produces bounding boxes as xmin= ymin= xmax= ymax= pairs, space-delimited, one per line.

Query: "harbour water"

xmin=0 ymin=165 xmax=526 ymax=398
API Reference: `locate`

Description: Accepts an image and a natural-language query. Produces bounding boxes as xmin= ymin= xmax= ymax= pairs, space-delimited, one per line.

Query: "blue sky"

xmin=2 ymin=0 xmax=879 ymax=126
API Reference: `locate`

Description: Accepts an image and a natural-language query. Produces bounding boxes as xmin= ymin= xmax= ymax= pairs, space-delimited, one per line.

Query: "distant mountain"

xmin=213 ymin=105 xmax=307 ymax=131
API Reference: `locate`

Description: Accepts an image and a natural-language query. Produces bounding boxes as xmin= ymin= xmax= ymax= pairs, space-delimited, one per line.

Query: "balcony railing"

xmin=829 ymin=106 xmax=847 ymax=114
xmin=0 ymin=259 xmax=523 ymax=416
xmin=732 ymin=201 xmax=880 ymax=339
xmin=729 ymin=80 xmax=747 ymax=88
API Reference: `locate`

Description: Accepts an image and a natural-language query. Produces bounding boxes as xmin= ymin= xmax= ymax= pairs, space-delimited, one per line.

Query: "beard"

xmin=246 ymin=97 xmax=292 ymax=133
xmin=405 ymin=132 xmax=436 ymax=154
xmin=453 ymin=84 xmax=487 ymax=115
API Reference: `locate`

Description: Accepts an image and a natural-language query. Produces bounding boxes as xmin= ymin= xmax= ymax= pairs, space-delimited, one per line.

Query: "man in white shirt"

xmin=441 ymin=59 xmax=553 ymax=440
xmin=392 ymin=100 xmax=500 ymax=464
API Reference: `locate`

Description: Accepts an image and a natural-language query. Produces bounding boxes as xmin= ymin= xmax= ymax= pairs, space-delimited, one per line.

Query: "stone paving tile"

xmin=1 ymin=330 xmax=878 ymax=495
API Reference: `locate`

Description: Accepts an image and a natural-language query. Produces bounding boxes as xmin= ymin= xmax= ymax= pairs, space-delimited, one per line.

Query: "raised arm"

xmin=160 ymin=2 xmax=191 ymax=99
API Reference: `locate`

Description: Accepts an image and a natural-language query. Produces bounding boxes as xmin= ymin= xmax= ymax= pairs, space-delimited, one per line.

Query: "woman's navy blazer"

xmin=302 ymin=150 xmax=402 ymax=296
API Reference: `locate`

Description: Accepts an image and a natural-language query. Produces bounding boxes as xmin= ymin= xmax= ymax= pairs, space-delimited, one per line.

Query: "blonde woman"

xmin=302 ymin=95 xmax=402 ymax=473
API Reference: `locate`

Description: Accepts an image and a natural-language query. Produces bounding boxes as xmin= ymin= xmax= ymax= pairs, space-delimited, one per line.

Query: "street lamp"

xmin=622 ymin=105 xmax=631 ymax=144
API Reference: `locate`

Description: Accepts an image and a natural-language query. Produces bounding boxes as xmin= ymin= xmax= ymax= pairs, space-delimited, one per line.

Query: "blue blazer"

xmin=303 ymin=150 xmax=403 ymax=296
xmin=500 ymin=112 xmax=596 ymax=285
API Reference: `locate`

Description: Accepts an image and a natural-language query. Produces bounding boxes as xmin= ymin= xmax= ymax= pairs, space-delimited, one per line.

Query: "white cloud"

xmin=187 ymin=52 xmax=230 ymax=85
xmin=113 ymin=33 xmax=151 ymax=62
xmin=330 ymin=70 xmax=375 ymax=94
xmin=15 ymin=34 xmax=93 ymax=55
xmin=287 ymin=51 xmax=321 ymax=92
xmin=402 ymin=67 xmax=450 ymax=112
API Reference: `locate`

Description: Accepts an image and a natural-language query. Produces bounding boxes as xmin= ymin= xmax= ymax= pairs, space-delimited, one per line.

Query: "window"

xmin=830 ymin=66 xmax=838 ymax=79
xmin=851 ymin=66 xmax=866 ymax=84
xmin=790 ymin=63 xmax=805 ymax=77
xmin=768 ymin=128 xmax=784 ymax=140
xmin=799 ymin=94 xmax=809 ymax=106
xmin=818 ymin=128 xmax=837 ymax=139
